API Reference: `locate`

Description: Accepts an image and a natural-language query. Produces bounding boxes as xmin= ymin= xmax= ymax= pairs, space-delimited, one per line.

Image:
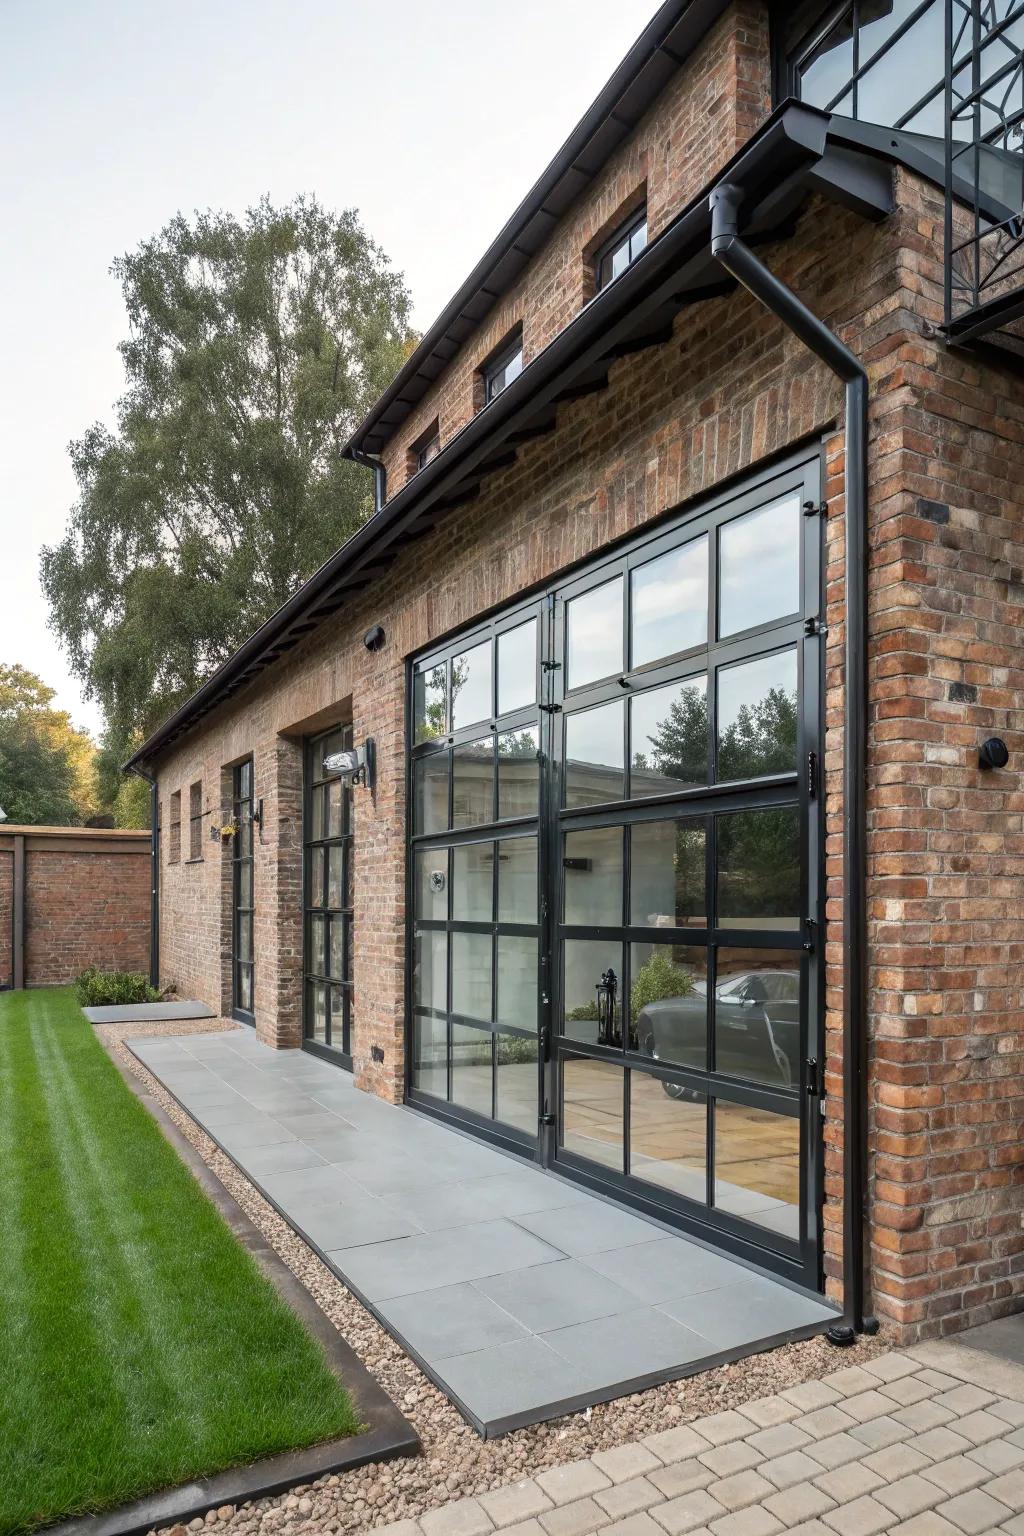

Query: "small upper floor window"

xmin=483 ymin=333 xmax=523 ymax=404
xmin=168 ymin=790 xmax=181 ymax=865
xmin=188 ymin=780 xmax=203 ymax=861
xmin=595 ymin=207 xmax=648 ymax=292
xmin=787 ymin=1 xmax=946 ymax=135
xmin=410 ymin=419 xmax=441 ymax=478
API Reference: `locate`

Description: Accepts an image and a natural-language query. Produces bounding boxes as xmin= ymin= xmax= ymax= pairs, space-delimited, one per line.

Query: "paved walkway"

xmin=129 ymin=1027 xmax=834 ymax=1437
xmin=380 ymin=1333 xmax=1024 ymax=1536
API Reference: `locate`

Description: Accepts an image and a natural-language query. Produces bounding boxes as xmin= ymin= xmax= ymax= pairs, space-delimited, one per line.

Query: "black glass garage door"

xmin=408 ymin=452 xmax=824 ymax=1288
xmin=303 ymin=726 xmax=355 ymax=1066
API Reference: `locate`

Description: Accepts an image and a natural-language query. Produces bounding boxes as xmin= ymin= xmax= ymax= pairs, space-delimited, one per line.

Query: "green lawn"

xmin=0 ymin=988 xmax=361 ymax=1536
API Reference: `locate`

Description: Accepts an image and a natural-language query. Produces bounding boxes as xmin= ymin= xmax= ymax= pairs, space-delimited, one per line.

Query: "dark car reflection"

xmin=635 ymin=969 xmax=800 ymax=1095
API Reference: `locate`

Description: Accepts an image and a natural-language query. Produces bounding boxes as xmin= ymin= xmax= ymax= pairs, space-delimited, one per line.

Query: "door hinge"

xmin=806 ymin=1057 xmax=821 ymax=1096
xmin=541 ymin=659 xmax=561 ymax=672
xmin=807 ymin=749 xmax=818 ymax=800
xmin=803 ymin=917 xmax=817 ymax=952
xmin=539 ymin=701 xmax=562 ymax=714
xmin=804 ymin=616 xmax=827 ymax=637
xmin=803 ymin=499 xmax=828 ymax=518
xmin=539 ymin=1113 xmax=556 ymax=1127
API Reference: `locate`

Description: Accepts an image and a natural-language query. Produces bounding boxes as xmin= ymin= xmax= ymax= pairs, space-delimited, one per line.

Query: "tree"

xmin=41 ymin=195 xmax=415 ymax=754
xmin=0 ymin=664 xmax=97 ymax=825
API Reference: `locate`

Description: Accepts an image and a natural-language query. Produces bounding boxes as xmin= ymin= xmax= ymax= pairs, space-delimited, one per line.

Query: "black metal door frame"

xmin=231 ymin=758 xmax=255 ymax=1026
xmin=302 ymin=725 xmax=355 ymax=1069
xmin=406 ymin=447 xmax=825 ymax=1290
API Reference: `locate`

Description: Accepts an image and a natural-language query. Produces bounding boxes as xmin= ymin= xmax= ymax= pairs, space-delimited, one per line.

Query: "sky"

xmin=0 ymin=0 xmax=661 ymax=740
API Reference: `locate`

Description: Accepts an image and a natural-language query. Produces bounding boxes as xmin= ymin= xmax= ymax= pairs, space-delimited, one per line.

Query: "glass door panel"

xmin=303 ymin=725 xmax=354 ymax=1065
xmin=231 ymin=759 xmax=255 ymax=1024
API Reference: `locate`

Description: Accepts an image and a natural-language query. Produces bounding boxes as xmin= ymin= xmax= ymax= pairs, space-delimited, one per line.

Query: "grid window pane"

xmin=414 ymin=662 xmax=448 ymax=743
xmin=565 ymin=701 xmax=624 ymax=807
xmin=452 ymin=737 xmax=493 ymax=828
xmin=452 ymin=841 xmax=494 ymax=922
xmin=414 ymin=751 xmax=450 ymax=835
xmin=630 ymin=677 xmax=707 ymax=796
xmin=310 ymin=981 xmax=327 ymax=1041
xmin=717 ymin=649 xmax=798 ymax=781
xmin=715 ymin=1101 xmax=800 ymax=1239
xmin=562 ymin=1057 xmax=624 ymax=1170
xmin=630 ymin=943 xmax=709 ymax=1069
xmin=413 ymin=1014 xmax=447 ymax=1097
xmin=712 ymin=949 xmax=801 ymax=1089
xmin=718 ymin=496 xmax=801 ymax=638
xmin=497 ymin=936 xmax=537 ymax=1029
xmin=564 ymin=826 xmax=623 ymax=927
xmin=413 ymin=929 xmax=448 ymax=1013
xmin=451 ymin=639 xmax=492 ymax=731
xmin=497 ymin=726 xmax=539 ymax=818
xmin=630 ymin=818 xmax=706 ymax=929
xmin=414 ymin=847 xmax=449 ymax=920
xmin=631 ymin=536 xmax=708 ymax=668
xmin=452 ymin=931 xmax=492 ymax=1021
xmin=497 ymin=836 xmax=537 ymax=924
xmin=563 ymin=939 xmax=623 ymax=1047
xmin=496 ymin=1033 xmax=538 ymax=1135
xmin=716 ymin=807 xmax=800 ymax=932
xmin=309 ymin=914 xmax=326 ymax=976
xmin=630 ymin=1070 xmax=707 ymax=1205
xmin=798 ymin=10 xmax=854 ymax=107
xmin=451 ymin=1024 xmax=493 ymax=1115
xmin=498 ymin=621 xmax=537 ymax=714
xmin=566 ymin=577 xmax=623 ymax=688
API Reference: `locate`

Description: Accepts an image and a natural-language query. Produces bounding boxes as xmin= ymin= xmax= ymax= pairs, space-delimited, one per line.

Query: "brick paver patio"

xmin=379 ymin=1335 xmax=1024 ymax=1536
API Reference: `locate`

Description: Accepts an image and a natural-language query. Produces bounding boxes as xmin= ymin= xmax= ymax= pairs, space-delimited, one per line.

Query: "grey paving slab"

xmin=83 ymin=1000 xmax=217 ymax=1022
xmin=129 ymin=1028 xmax=835 ymax=1435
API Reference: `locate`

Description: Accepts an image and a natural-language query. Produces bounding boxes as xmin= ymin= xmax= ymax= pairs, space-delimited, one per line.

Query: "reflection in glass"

xmin=857 ymin=3 xmax=943 ymax=128
xmin=453 ymin=841 xmax=493 ymax=922
xmin=717 ymin=649 xmax=797 ymax=781
xmin=326 ymin=778 xmax=345 ymax=838
xmin=414 ymin=846 xmax=448 ymax=920
xmin=630 ymin=819 xmax=706 ymax=928
xmin=497 ymin=726 xmax=539 ymax=818
xmin=452 ymin=930 xmax=492 ymax=1020
xmin=413 ymin=928 xmax=447 ymax=1013
xmin=309 ymin=783 xmax=325 ymax=841
xmin=562 ymin=939 xmax=623 ymax=1046
xmin=629 ymin=1071 xmax=707 ymax=1204
xmin=327 ymin=844 xmax=343 ymax=908
xmin=451 ymin=1024 xmax=493 ymax=1116
xmin=630 ymin=943 xmax=709 ymax=1067
xmin=712 ymin=949 xmax=801 ymax=1089
xmin=631 ymin=536 xmax=708 ymax=667
xmin=496 ymin=1031 xmax=538 ymax=1135
xmin=414 ymin=662 xmax=448 ymax=743
xmin=717 ymin=807 xmax=800 ymax=931
xmin=451 ymin=639 xmax=492 ymax=731
xmin=562 ymin=1057 xmax=624 ymax=1170
xmin=309 ymin=914 xmax=326 ymax=975
xmin=565 ymin=701 xmax=624 ymax=807
xmin=413 ymin=1013 xmax=447 ymax=1097
xmin=715 ymin=1101 xmax=800 ymax=1239
xmin=497 ymin=836 xmax=537 ymax=923
xmin=330 ymin=918 xmax=345 ymax=978
xmin=329 ymin=986 xmax=345 ymax=1045
xmin=798 ymin=11 xmax=854 ymax=108
xmin=564 ymin=826 xmax=623 ymax=927
xmin=719 ymin=497 xmax=800 ymax=638
xmin=451 ymin=737 xmax=493 ymax=828
xmin=497 ymin=621 xmax=537 ymax=715
xmin=566 ymin=577 xmax=623 ymax=688
xmin=310 ymin=981 xmax=327 ymax=1042
xmin=238 ymin=965 xmax=253 ymax=1012
xmin=497 ymin=936 xmax=537 ymax=1029
xmin=414 ymin=751 xmax=449 ymax=835
xmin=630 ymin=677 xmax=708 ymax=796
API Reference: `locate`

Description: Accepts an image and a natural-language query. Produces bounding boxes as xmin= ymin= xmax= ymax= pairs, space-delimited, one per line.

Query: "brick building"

xmin=126 ymin=1 xmax=1024 ymax=1346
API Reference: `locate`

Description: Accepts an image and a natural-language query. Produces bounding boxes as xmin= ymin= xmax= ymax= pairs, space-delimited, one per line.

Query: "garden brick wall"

xmin=0 ymin=826 xmax=151 ymax=989
xmin=146 ymin=2 xmax=1024 ymax=1343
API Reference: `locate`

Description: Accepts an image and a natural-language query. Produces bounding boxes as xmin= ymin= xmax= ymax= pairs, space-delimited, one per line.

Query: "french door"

xmin=303 ymin=725 xmax=355 ymax=1066
xmin=231 ymin=759 xmax=255 ymax=1025
xmin=407 ymin=451 xmax=824 ymax=1288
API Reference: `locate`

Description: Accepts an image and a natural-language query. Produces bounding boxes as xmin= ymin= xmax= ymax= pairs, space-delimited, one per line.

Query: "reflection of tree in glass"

xmin=672 ymin=823 xmax=705 ymax=918
xmin=633 ymin=684 xmax=707 ymax=784
xmin=718 ymin=807 xmax=799 ymax=918
xmin=415 ymin=658 xmax=467 ymax=743
xmin=717 ymin=687 xmax=797 ymax=780
xmin=497 ymin=729 xmax=539 ymax=760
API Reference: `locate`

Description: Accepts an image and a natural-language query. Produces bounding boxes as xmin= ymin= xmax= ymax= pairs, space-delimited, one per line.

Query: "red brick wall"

xmin=0 ymin=827 xmax=151 ymax=988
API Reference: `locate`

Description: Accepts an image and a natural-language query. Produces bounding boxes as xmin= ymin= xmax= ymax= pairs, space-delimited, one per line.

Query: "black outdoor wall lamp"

xmin=324 ymin=738 xmax=376 ymax=793
xmin=979 ymin=737 xmax=1010 ymax=771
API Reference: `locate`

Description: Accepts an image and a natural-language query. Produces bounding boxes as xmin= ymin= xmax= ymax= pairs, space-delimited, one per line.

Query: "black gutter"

xmin=128 ymin=765 xmax=160 ymax=991
xmin=710 ymin=182 xmax=873 ymax=1343
xmin=349 ymin=447 xmax=387 ymax=515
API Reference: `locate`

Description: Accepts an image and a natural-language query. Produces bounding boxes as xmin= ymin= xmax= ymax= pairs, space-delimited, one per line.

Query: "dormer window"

xmin=595 ymin=207 xmax=648 ymax=291
xmin=409 ymin=420 xmax=441 ymax=479
xmin=483 ymin=333 xmax=523 ymax=403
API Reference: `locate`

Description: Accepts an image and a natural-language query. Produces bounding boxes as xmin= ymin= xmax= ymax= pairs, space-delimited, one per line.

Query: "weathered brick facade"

xmin=144 ymin=3 xmax=1024 ymax=1343
xmin=0 ymin=826 xmax=151 ymax=988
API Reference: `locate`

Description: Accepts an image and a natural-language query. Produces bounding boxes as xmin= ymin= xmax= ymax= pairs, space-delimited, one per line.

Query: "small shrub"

xmin=75 ymin=967 xmax=161 ymax=1008
xmin=630 ymin=950 xmax=694 ymax=1026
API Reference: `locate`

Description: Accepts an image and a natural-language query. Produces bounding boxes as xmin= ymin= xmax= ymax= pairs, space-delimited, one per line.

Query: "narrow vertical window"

xmin=168 ymin=791 xmax=181 ymax=864
xmin=594 ymin=206 xmax=648 ymax=291
xmin=188 ymin=780 xmax=203 ymax=861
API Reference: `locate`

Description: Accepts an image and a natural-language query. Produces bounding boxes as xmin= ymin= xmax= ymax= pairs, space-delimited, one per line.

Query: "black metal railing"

xmin=944 ymin=0 xmax=1024 ymax=342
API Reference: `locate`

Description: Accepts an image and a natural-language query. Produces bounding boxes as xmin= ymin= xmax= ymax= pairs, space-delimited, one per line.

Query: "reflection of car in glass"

xmin=635 ymin=970 xmax=800 ymax=1095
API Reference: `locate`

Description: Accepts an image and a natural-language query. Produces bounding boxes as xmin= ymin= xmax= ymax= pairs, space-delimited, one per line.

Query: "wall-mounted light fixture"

xmin=979 ymin=737 xmax=1010 ymax=771
xmin=363 ymin=623 xmax=386 ymax=652
xmin=324 ymin=738 xmax=376 ymax=793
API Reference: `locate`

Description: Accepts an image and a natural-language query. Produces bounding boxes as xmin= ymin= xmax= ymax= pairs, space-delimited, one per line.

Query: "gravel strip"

xmin=97 ymin=1020 xmax=886 ymax=1536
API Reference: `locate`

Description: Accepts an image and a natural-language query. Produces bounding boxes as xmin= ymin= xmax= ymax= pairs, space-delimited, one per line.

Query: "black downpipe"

xmin=710 ymin=184 xmax=872 ymax=1341
xmin=129 ymin=765 xmax=160 ymax=992
xmin=349 ymin=447 xmax=387 ymax=514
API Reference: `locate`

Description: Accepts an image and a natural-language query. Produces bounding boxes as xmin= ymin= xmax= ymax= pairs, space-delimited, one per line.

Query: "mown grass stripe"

xmin=0 ymin=989 xmax=359 ymax=1536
